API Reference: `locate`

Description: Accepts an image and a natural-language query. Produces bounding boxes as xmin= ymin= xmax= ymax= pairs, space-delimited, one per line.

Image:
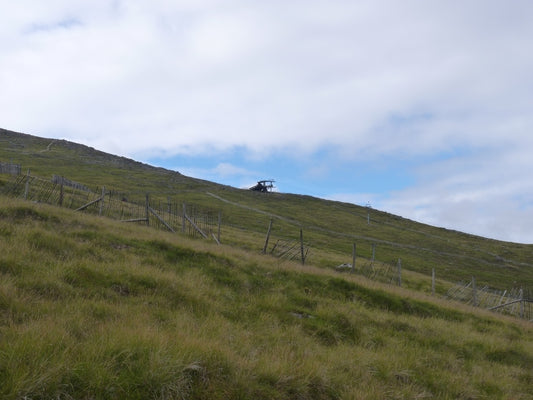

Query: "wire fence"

xmin=446 ymin=280 xmax=532 ymax=321
xmin=0 ymin=162 xmax=21 ymax=175
xmin=2 ymin=171 xmax=531 ymax=321
xmin=1 ymin=173 xmax=220 ymax=241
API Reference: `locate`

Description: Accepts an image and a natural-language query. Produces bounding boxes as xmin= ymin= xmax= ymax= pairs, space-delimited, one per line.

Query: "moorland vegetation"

xmin=1 ymin=128 xmax=532 ymax=399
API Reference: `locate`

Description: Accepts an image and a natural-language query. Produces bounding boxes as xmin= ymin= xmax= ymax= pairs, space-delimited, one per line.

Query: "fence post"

xmin=371 ymin=243 xmax=376 ymax=270
xmin=300 ymin=228 xmax=305 ymax=265
xmin=432 ymin=268 xmax=435 ymax=296
xmin=217 ymin=211 xmax=222 ymax=243
xmin=263 ymin=219 xmax=273 ymax=254
xmin=140 ymin=193 xmax=150 ymax=226
xmin=145 ymin=194 xmax=150 ymax=226
xmin=182 ymin=203 xmax=186 ymax=233
xmin=351 ymin=243 xmax=356 ymax=274
xmin=24 ymin=169 xmax=30 ymax=200
xmin=397 ymin=258 xmax=402 ymax=287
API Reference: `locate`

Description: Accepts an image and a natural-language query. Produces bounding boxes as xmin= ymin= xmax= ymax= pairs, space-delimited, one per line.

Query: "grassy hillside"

xmin=0 ymin=128 xmax=215 ymax=194
xmin=1 ymin=197 xmax=532 ymax=399
xmin=1 ymin=129 xmax=533 ymax=398
xmin=2 ymin=128 xmax=532 ymax=292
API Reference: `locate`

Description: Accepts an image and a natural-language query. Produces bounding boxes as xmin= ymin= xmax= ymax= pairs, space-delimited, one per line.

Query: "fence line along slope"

xmin=2 ymin=127 xmax=533 ymax=292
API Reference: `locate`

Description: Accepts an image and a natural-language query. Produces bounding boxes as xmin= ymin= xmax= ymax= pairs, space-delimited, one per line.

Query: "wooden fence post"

xmin=217 ymin=211 xmax=221 ymax=243
xmin=24 ymin=169 xmax=30 ymax=200
xmin=263 ymin=219 xmax=273 ymax=254
xmin=351 ymin=243 xmax=356 ymax=273
xmin=397 ymin=258 xmax=402 ymax=287
xmin=432 ymin=268 xmax=436 ymax=296
xmin=371 ymin=243 xmax=376 ymax=269
xmin=145 ymin=194 xmax=150 ymax=226
xmin=300 ymin=228 xmax=305 ymax=265
xmin=182 ymin=203 xmax=186 ymax=233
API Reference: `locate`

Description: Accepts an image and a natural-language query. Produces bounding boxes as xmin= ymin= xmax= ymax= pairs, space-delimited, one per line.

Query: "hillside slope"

xmin=1 ymin=127 xmax=533 ymax=292
xmin=0 ymin=197 xmax=532 ymax=399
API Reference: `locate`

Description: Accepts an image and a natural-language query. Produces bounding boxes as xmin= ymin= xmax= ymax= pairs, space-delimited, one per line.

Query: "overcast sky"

xmin=2 ymin=1 xmax=533 ymax=243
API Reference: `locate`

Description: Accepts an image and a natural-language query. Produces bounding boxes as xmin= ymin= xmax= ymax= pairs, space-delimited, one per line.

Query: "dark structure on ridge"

xmin=250 ymin=180 xmax=275 ymax=193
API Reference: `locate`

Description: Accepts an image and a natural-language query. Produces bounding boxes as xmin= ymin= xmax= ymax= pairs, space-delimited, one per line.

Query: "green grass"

xmin=1 ymin=197 xmax=533 ymax=399
xmin=2 ymin=128 xmax=533 ymax=291
xmin=2 ymin=128 xmax=533 ymax=398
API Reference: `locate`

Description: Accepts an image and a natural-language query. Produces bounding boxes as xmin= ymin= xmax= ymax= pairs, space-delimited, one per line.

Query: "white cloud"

xmin=2 ymin=1 xmax=533 ymax=242
xmin=3 ymin=0 xmax=531 ymax=156
xmin=212 ymin=162 xmax=253 ymax=178
xmin=175 ymin=162 xmax=260 ymax=189
xmin=377 ymin=147 xmax=533 ymax=242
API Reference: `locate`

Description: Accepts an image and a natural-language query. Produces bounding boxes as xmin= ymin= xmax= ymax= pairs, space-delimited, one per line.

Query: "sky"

xmin=1 ymin=1 xmax=533 ymax=243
